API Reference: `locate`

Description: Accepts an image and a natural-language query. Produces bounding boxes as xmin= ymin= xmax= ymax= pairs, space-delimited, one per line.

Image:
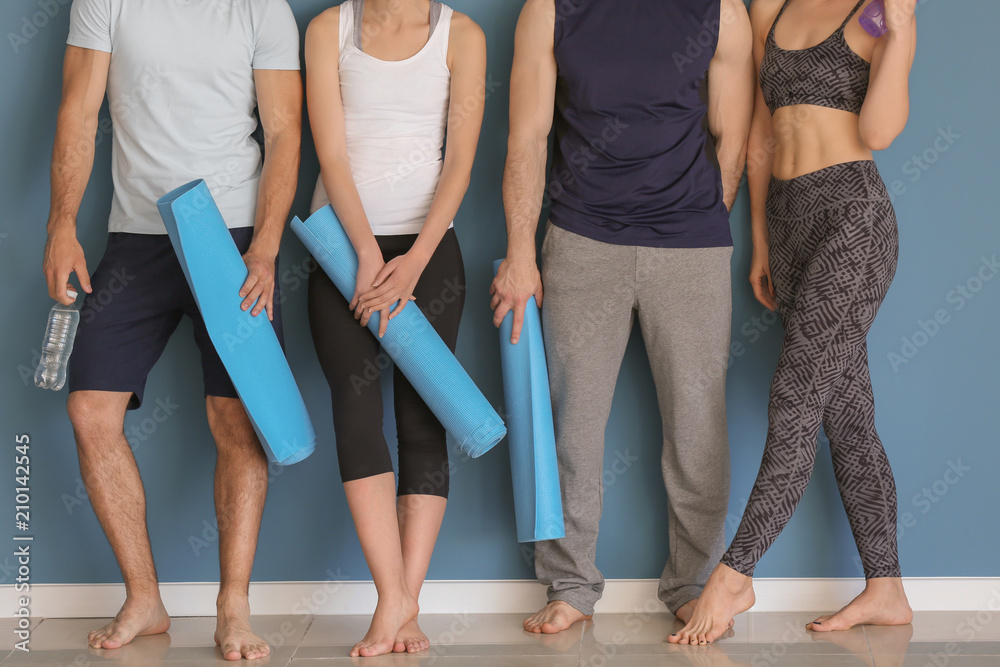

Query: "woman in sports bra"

xmin=670 ymin=0 xmax=917 ymax=645
xmin=304 ymin=0 xmax=486 ymax=657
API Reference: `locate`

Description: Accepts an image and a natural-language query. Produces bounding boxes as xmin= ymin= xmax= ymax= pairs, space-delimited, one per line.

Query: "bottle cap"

xmin=66 ymin=289 xmax=79 ymax=300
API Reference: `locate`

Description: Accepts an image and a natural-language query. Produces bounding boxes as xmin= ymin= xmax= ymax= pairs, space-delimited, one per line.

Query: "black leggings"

xmin=722 ymin=161 xmax=902 ymax=579
xmin=308 ymin=229 xmax=465 ymax=498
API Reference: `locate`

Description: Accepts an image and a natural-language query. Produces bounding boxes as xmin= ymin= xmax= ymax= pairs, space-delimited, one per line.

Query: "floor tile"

xmin=298 ymin=615 xmax=372 ymax=647
xmin=907 ymin=611 xmax=1000 ymax=642
xmin=288 ymin=657 xmax=580 ymax=667
xmin=600 ymin=657 xmax=872 ymax=667
xmin=1 ymin=644 xmax=296 ymax=665
xmin=0 ymin=619 xmax=41 ymax=652
xmin=899 ymin=657 xmax=1000 ymax=667
xmin=295 ymin=640 xmax=582 ymax=660
xmin=5 ymin=612 xmax=1000 ymax=667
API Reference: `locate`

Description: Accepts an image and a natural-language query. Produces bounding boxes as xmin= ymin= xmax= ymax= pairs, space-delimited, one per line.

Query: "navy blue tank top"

xmin=549 ymin=0 xmax=731 ymax=248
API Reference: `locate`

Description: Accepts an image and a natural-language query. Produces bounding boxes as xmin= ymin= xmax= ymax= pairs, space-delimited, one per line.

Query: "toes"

xmin=393 ymin=640 xmax=406 ymax=653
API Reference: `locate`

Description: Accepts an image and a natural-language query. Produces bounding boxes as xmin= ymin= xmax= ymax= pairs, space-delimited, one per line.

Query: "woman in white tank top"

xmin=305 ymin=0 xmax=486 ymax=658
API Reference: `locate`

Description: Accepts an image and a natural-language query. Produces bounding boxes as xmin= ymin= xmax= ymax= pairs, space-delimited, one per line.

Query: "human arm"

xmin=43 ymin=45 xmax=110 ymax=305
xmin=746 ymin=0 xmax=780 ymax=311
xmin=241 ymin=68 xmax=303 ymax=320
xmin=858 ymin=0 xmax=917 ymax=151
xmin=708 ymin=0 xmax=755 ymax=212
xmin=489 ymin=0 xmax=556 ymax=344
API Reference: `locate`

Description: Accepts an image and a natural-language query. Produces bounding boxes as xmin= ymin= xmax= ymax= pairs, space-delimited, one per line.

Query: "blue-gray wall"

xmin=1 ymin=0 xmax=997 ymax=587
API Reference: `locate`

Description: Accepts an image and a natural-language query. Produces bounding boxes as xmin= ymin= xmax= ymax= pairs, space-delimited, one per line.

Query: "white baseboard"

xmin=3 ymin=578 xmax=999 ymax=618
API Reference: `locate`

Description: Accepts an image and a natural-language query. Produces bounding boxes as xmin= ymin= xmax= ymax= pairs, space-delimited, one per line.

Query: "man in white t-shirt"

xmin=41 ymin=0 xmax=302 ymax=660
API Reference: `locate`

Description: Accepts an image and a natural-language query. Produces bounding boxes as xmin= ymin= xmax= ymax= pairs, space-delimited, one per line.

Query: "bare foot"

xmin=352 ymin=594 xmax=419 ymax=658
xmin=393 ymin=617 xmax=429 ymax=653
xmin=674 ymin=599 xmax=735 ymax=629
xmin=523 ymin=601 xmax=592 ymax=634
xmin=807 ymin=578 xmax=912 ymax=632
xmin=215 ymin=597 xmax=270 ymax=661
xmin=668 ymin=564 xmax=755 ymax=645
xmin=88 ymin=594 xmax=170 ymax=650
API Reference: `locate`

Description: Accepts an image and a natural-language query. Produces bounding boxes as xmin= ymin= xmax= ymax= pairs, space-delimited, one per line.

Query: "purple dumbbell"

xmin=859 ymin=0 xmax=888 ymax=37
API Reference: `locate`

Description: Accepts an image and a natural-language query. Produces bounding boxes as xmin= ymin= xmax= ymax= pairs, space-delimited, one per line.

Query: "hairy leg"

xmin=68 ymin=391 xmax=171 ymax=650
xmin=207 ymin=396 xmax=271 ymax=662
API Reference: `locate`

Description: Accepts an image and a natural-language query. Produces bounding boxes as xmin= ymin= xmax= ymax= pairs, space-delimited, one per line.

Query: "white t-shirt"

xmin=67 ymin=0 xmax=300 ymax=234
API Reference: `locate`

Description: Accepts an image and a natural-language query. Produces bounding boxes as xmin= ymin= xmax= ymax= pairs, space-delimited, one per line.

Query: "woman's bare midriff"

xmin=769 ymin=105 xmax=874 ymax=180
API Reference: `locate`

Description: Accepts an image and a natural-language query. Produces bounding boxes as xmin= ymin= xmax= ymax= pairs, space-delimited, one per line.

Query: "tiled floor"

xmin=3 ymin=611 xmax=1000 ymax=666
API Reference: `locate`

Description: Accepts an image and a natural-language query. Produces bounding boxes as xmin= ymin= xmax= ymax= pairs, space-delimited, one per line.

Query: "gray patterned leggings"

xmin=722 ymin=161 xmax=902 ymax=580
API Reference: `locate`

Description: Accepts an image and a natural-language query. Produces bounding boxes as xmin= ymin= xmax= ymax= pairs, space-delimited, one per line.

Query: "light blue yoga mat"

xmin=157 ymin=180 xmax=316 ymax=466
xmin=292 ymin=205 xmax=505 ymax=458
xmin=493 ymin=261 xmax=565 ymax=542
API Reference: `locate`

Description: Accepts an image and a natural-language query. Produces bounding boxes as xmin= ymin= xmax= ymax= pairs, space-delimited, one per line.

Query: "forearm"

xmin=502 ymin=135 xmax=547 ymax=262
xmin=250 ymin=131 xmax=300 ymax=258
xmin=410 ymin=160 xmax=472 ymax=264
xmin=716 ymin=133 xmax=747 ymax=212
xmin=747 ymin=120 xmax=773 ymax=251
xmin=860 ymin=24 xmax=915 ymax=148
xmin=320 ymin=157 xmax=381 ymax=261
xmin=47 ymin=110 xmax=98 ymax=234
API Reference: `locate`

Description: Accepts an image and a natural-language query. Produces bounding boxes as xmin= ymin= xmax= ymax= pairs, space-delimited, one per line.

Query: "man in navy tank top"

xmin=491 ymin=0 xmax=755 ymax=633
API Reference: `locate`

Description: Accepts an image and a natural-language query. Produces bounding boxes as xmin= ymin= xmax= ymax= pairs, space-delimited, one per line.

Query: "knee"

xmin=205 ymin=397 xmax=260 ymax=454
xmin=397 ymin=440 xmax=450 ymax=498
xmin=67 ymin=391 xmax=127 ymax=442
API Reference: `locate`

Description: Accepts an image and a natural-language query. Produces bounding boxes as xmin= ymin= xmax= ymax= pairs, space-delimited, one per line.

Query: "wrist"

xmin=46 ymin=216 xmax=76 ymax=235
xmin=886 ymin=20 xmax=915 ymax=40
xmin=506 ymin=243 xmax=537 ymax=266
xmin=356 ymin=241 xmax=383 ymax=262
xmin=407 ymin=243 xmax=433 ymax=267
xmin=247 ymin=239 xmax=280 ymax=262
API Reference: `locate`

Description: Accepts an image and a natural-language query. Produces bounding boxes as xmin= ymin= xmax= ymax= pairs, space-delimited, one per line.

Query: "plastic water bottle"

xmin=34 ymin=291 xmax=80 ymax=391
xmin=859 ymin=0 xmax=888 ymax=37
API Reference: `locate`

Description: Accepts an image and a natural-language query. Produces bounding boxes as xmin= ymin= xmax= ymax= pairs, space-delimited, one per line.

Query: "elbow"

xmin=859 ymin=118 xmax=905 ymax=152
xmin=861 ymin=130 xmax=896 ymax=152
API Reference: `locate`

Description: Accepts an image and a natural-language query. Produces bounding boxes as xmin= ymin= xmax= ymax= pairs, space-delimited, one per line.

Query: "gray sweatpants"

xmin=536 ymin=223 xmax=733 ymax=616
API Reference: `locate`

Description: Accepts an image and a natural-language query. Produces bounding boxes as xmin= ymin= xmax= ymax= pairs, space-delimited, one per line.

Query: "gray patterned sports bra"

xmin=760 ymin=0 xmax=871 ymax=115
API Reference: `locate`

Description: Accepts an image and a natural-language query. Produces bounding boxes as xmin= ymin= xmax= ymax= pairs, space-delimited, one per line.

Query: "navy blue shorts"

xmin=68 ymin=229 xmax=283 ymax=409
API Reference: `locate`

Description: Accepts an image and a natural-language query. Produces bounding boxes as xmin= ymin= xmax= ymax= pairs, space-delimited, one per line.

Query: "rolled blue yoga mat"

xmin=492 ymin=261 xmax=565 ymax=542
xmin=291 ymin=205 xmax=505 ymax=458
xmin=156 ymin=180 xmax=316 ymax=466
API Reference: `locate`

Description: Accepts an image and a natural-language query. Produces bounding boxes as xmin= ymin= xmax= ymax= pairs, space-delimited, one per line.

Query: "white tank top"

xmin=311 ymin=0 xmax=454 ymax=236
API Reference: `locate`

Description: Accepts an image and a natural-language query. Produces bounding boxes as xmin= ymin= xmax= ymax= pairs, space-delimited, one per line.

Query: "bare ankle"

xmin=217 ymin=591 xmax=251 ymax=616
xmin=123 ymin=583 xmax=163 ymax=603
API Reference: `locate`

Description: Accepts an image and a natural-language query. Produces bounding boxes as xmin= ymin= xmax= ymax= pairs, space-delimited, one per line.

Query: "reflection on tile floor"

xmin=3 ymin=611 xmax=1000 ymax=665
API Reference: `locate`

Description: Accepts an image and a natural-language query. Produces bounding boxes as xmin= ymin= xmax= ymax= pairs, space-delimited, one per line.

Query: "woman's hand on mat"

xmin=356 ymin=252 xmax=427 ymax=336
xmin=749 ymin=248 xmax=777 ymax=312
xmin=43 ymin=227 xmax=92 ymax=304
xmin=240 ymin=249 xmax=277 ymax=320
xmin=491 ymin=257 xmax=543 ymax=345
